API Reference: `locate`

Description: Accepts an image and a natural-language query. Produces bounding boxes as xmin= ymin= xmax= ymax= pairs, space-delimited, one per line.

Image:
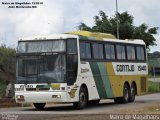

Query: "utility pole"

xmin=116 ymin=0 xmax=119 ymax=39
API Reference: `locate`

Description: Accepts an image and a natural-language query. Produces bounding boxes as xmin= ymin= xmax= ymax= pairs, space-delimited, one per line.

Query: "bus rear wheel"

xmin=121 ymin=84 xmax=129 ymax=103
xmin=73 ymin=87 xmax=88 ymax=109
xmin=129 ymin=84 xmax=136 ymax=102
xmin=33 ymin=103 xmax=46 ymax=110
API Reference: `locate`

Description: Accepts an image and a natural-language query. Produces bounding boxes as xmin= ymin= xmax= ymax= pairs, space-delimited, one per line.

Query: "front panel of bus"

xmin=15 ymin=38 xmax=78 ymax=103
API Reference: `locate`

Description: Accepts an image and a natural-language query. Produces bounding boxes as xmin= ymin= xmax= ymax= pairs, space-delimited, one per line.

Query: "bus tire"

xmin=73 ymin=87 xmax=88 ymax=109
xmin=129 ymin=83 xmax=136 ymax=102
xmin=33 ymin=103 xmax=46 ymax=110
xmin=121 ymin=83 xmax=129 ymax=103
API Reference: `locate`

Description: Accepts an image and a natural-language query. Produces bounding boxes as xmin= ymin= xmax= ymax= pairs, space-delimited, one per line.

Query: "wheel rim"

xmin=80 ymin=92 xmax=86 ymax=106
xmin=124 ymin=87 xmax=129 ymax=101
xmin=131 ymin=86 xmax=135 ymax=99
xmin=80 ymin=92 xmax=85 ymax=104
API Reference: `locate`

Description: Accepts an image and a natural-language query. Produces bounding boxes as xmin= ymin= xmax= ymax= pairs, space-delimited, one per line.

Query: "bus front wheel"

xmin=73 ymin=87 xmax=88 ymax=109
xmin=33 ymin=103 xmax=46 ymax=110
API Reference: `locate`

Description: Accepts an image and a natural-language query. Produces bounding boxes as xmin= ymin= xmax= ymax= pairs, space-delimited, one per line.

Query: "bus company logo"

xmin=68 ymin=89 xmax=77 ymax=98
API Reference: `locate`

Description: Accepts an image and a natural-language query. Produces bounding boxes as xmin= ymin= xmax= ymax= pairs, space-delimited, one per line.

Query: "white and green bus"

xmin=15 ymin=31 xmax=148 ymax=110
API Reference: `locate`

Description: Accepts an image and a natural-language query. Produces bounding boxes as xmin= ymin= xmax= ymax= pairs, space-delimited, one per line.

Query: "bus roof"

xmin=66 ymin=31 xmax=116 ymax=39
xmin=19 ymin=31 xmax=145 ymax=45
xmin=103 ymin=38 xmax=145 ymax=45
xmin=19 ymin=34 xmax=78 ymax=41
xmin=66 ymin=31 xmax=145 ymax=45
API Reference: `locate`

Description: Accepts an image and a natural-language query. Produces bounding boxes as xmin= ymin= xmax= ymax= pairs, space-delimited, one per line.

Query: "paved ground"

xmin=0 ymin=93 xmax=160 ymax=120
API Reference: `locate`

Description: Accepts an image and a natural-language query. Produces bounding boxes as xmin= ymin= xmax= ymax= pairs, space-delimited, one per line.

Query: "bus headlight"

xmin=16 ymin=95 xmax=25 ymax=101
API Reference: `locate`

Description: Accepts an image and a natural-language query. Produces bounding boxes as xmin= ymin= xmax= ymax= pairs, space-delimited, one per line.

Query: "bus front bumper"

xmin=15 ymin=91 xmax=68 ymax=103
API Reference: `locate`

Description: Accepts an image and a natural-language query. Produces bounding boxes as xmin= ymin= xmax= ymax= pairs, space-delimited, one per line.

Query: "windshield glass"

xmin=17 ymin=55 xmax=66 ymax=84
xmin=17 ymin=40 xmax=65 ymax=53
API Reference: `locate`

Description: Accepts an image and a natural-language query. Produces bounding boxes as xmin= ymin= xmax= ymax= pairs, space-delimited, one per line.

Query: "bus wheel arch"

xmin=129 ymin=81 xmax=137 ymax=102
xmin=73 ymin=84 xmax=88 ymax=109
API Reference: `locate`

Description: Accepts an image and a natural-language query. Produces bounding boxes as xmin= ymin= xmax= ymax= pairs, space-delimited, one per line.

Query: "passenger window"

xmin=67 ymin=39 xmax=77 ymax=54
xmin=127 ymin=45 xmax=135 ymax=60
xmin=92 ymin=43 xmax=104 ymax=59
xmin=105 ymin=44 xmax=115 ymax=59
xmin=80 ymin=42 xmax=91 ymax=59
xmin=116 ymin=45 xmax=126 ymax=60
xmin=136 ymin=46 xmax=145 ymax=60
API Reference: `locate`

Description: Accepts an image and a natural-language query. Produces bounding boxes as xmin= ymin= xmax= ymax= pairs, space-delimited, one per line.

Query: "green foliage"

xmin=0 ymin=75 xmax=6 ymax=98
xmin=0 ymin=45 xmax=16 ymax=98
xmin=78 ymin=11 xmax=158 ymax=49
xmin=0 ymin=44 xmax=16 ymax=76
xmin=148 ymin=81 xmax=160 ymax=93
xmin=148 ymin=51 xmax=160 ymax=72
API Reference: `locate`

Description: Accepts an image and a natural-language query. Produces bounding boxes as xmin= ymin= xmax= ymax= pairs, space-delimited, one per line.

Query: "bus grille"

xmin=26 ymin=88 xmax=50 ymax=91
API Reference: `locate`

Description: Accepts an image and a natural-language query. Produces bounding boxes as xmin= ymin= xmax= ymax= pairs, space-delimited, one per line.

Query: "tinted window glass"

xmin=92 ymin=43 xmax=104 ymax=59
xmin=127 ymin=45 xmax=135 ymax=60
xmin=66 ymin=55 xmax=78 ymax=85
xmin=67 ymin=39 xmax=77 ymax=53
xmin=80 ymin=42 xmax=91 ymax=59
xmin=116 ymin=45 xmax=126 ymax=60
xmin=18 ymin=40 xmax=65 ymax=53
xmin=105 ymin=44 xmax=115 ymax=59
xmin=136 ymin=46 xmax=145 ymax=60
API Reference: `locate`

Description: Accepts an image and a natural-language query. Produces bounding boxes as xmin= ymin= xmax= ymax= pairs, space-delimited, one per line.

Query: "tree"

xmin=78 ymin=11 xmax=158 ymax=49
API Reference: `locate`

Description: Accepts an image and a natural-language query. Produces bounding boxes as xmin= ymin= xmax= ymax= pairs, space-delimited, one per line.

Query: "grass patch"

xmin=148 ymin=81 xmax=160 ymax=93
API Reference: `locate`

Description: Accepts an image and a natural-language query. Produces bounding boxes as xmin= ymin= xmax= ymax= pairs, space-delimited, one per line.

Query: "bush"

xmin=148 ymin=81 xmax=160 ymax=93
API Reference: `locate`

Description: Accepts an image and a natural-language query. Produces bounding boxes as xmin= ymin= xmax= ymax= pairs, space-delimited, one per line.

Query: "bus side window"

xmin=92 ymin=43 xmax=104 ymax=59
xmin=105 ymin=44 xmax=115 ymax=59
xmin=67 ymin=39 xmax=77 ymax=54
xmin=136 ymin=46 xmax=145 ymax=60
xmin=116 ymin=45 xmax=126 ymax=60
xmin=80 ymin=42 xmax=91 ymax=59
xmin=66 ymin=39 xmax=78 ymax=85
xmin=127 ymin=45 xmax=135 ymax=60
xmin=66 ymin=55 xmax=78 ymax=85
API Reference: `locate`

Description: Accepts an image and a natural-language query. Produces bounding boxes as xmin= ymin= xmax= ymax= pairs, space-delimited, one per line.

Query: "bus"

xmin=15 ymin=31 xmax=148 ymax=110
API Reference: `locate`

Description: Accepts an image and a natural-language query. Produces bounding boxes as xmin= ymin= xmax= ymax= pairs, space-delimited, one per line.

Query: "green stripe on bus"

xmin=89 ymin=62 xmax=107 ymax=98
xmin=97 ymin=62 xmax=113 ymax=98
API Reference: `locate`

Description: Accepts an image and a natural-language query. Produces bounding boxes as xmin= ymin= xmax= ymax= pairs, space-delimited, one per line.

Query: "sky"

xmin=0 ymin=0 xmax=160 ymax=52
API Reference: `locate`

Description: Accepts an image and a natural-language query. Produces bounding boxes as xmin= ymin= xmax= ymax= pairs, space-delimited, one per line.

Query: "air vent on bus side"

xmin=141 ymin=77 xmax=147 ymax=92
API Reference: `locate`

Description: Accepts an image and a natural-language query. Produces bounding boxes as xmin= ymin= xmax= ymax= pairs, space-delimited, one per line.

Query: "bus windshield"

xmin=17 ymin=55 xmax=66 ymax=84
xmin=16 ymin=38 xmax=78 ymax=85
xmin=17 ymin=40 xmax=65 ymax=53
